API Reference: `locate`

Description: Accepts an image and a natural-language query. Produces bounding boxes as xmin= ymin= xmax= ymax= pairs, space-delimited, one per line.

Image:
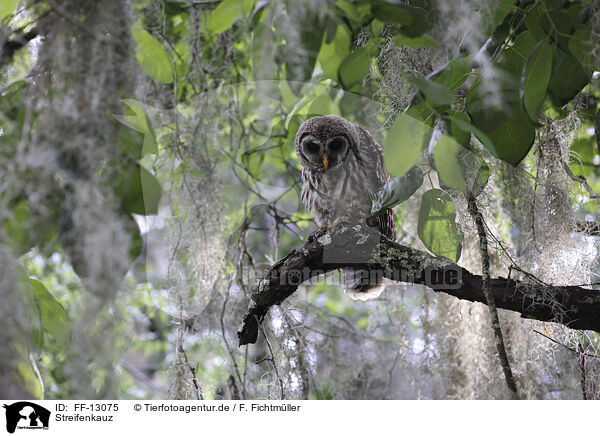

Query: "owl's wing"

xmin=356 ymin=125 xmax=389 ymax=189
xmin=355 ymin=125 xmax=396 ymax=240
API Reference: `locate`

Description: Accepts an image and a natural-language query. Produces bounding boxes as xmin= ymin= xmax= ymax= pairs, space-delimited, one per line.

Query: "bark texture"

xmin=238 ymin=222 xmax=600 ymax=345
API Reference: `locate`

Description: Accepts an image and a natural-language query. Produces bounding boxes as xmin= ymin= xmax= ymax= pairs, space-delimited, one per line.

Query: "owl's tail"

xmin=343 ymin=268 xmax=385 ymax=301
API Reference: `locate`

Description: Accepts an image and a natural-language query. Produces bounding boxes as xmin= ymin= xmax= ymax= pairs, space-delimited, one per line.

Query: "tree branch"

xmin=0 ymin=28 xmax=39 ymax=65
xmin=237 ymin=222 xmax=600 ymax=346
xmin=466 ymin=192 xmax=518 ymax=399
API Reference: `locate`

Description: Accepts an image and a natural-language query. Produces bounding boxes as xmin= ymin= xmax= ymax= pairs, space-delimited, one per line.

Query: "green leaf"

xmin=486 ymin=104 xmax=535 ymax=165
xmin=0 ymin=0 xmax=18 ymax=22
xmin=504 ymin=30 xmax=537 ymax=73
xmin=30 ymin=279 xmax=69 ymax=345
xmin=451 ymin=117 xmax=497 ymax=156
xmin=241 ymin=148 xmax=264 ymax=180
xmin=383 ymin=113 xmax=432 ymax=177
xmin=370 ymin=0 xmax=428 ymax=36
xmin=132 ymin=27 xmax=174 ymax=84
xmin=370 ymin=0 xmax=413 ymax=25
xmin=114 ymin=99 xmax=157 ymax=155
xmin=411 ymin=78 xmax=455 ymax=107
xmin=242 ymin=0 xmax=256 ymax=15
xmin=524 ymin=4 xmax=546 ymax=41
xmin=418 ymin=189 xmax=463 ymax=262
xmin=491 ymin=0 xmax=516 ymax=30
xmin=124 ymin=213 xmax=143 ymax=260
xmin=432 ymin=129 xmax=489 ymax=194
xmin=279 ymin=80 xmax=299 ymax=113
xmin=521 ymin=39 xmax=554 ymax=122
xmin=207 ymin=0 xmax=244 ymax=34
xmin=466 ymin=75 xmax=517 ymax=133
xmin=446 ymin=111 xmax=471 ymax=147
xmin=431 ymin=56 xmax=472 ymax=91
xmin=3 ymin=201 xmax=33 ymax=255
xmin=336 ymin=0 xmax=372 ymax=27
xmin=539 ymin=11 xmax=574 ymax=53
xmin=548 ymin=49 xmax=591 ymax=107
xmin=371 ymin=166 xmax=423 ymax=215
xmin=116 ymin=165 xmax=163 ymax=215
xmin=13 ymin=343 xmax=42 ymax=399
xmin=432 ymin=135 xmax=467 ymax=192
xmin=317 ymin=25 xmax=351 ymax=82
xmin=174 ymin=39 xmax=192 ymax=80
xmin=568 ymin=27 xmax=594 ymax=71
xmin=393 ymin=34 xmax=438 ymax=48
xmin=338 ymin=48 xmax=370 ymax=92
xmin=307 ymin=95 xmax=333 ymax=116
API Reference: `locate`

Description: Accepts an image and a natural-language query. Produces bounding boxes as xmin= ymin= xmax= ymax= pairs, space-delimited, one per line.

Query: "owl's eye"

xmin=305 ymin=141 xmax=320 ymax=153
xmin=328 ymin=137 xmax=345 ymax=153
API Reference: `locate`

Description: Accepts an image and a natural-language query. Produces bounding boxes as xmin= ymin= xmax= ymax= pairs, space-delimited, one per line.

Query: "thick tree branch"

xmin=237 ymin=222 xmax=600 ymax=346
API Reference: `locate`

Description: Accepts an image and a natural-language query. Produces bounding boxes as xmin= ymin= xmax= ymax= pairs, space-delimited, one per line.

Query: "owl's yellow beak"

xmin=322 ymin=153 xmax=329 ymax=171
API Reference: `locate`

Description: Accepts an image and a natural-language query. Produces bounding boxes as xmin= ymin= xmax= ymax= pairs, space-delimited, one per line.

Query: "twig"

xmin=0 ymin=28 xmax=39 ymax=65
xmin=29 ymin=353 xmax=44 ymax=400
xmin=563 ymin=162 xmax=600 ymax=199
xmin=178 ymin=344 xmax=203 ymax=400
xmin=466 ymin=192 xmax=519 ymax=399
xmin=578 ymin=342 xmax=587 ymax=400
xmin=532 ymin=330 xmax=600 ymax=359
xmin=220 ymin=279 xmax=246 ymax=399
xmin=256 ymin=318 xmax=285 ymax=400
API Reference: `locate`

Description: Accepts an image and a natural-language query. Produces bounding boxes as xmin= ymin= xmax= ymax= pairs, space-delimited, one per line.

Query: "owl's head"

xmin=294 ymin=115 xmax=360 ymax=173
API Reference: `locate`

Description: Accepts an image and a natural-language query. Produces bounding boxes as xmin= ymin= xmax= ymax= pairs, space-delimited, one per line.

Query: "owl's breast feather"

xmin=313 ymin=163 xmax=373 ymax=226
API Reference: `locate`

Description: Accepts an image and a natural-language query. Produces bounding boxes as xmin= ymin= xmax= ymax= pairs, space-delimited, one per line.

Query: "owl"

xmin=294 ymin=115 xmax=396 ymax=300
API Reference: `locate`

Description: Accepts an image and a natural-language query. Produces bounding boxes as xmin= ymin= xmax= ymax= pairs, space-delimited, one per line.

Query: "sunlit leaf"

xmin=241 ymin=148 xmax=264 ymax=180
xmin=394 ymin=34 xmax=438 ymax=48
xmin=317 ymin=24 xmax=351 ymax=82
xmin=114 ymin=99 xmax=157 ymax=155
xmin=132 ymin=27 xmax=173 ymax=84
xmin=30 ymin=279 xmax=69 ymax=345
xmin=308 ymin=95 xmax=333 ymax=116
xmin=338 ymin=48 xmax=370 ymax=92
xmin=207 ymin=0 xmax=244 ymax=34
xmin=0 ymin=0 xmax=18 ymax=22
xmin=383 ymin=113 xmax=432 ymax=177
xmin=432 ymin=127 xmax=489 ymax=194
xmin=418 ymin=189 xmax=463 ymax=262
xmin=174 ymin=39 xmax=192 ymax=80
xmin=433 ymin=136 xmax=467 ymax=192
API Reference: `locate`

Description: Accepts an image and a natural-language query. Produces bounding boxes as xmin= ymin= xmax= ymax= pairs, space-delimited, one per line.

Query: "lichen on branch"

xmin=238 ymin=222 xmax=600 ymax=346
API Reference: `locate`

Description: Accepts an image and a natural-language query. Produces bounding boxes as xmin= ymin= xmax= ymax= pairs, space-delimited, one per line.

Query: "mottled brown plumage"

xmin=295 ymin=115 xmax=396 ymax=300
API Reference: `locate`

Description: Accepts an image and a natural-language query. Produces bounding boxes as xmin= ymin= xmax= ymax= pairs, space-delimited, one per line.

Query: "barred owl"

xmin=295 ymin=115 xmax=396 ymax=300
